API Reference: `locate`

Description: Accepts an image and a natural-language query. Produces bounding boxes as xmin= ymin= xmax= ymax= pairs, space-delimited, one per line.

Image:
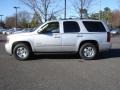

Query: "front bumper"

xmin=5 ymin=42 xmax=12 ymax=55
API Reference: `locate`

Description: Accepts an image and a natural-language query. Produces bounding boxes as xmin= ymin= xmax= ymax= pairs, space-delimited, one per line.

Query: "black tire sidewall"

xmin=79 ymin=43 xmax=97 ymax=60
xmin=13 ymin=44 xmax=31 ymax=61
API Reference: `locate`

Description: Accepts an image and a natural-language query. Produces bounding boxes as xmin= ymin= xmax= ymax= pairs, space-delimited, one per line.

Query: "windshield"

xmin=32 ymin=26 xmax=40 ymax=32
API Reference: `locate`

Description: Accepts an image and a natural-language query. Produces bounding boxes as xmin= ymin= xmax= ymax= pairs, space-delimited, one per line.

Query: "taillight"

xmin=107 ymin=32 xmax=111 ymax=42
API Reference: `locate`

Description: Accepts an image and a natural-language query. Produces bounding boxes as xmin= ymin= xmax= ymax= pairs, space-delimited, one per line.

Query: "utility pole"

xmin=99 ymin=0 xmax=101 ymax=20
xmin=14 ymin=6 xmax=20 ymax=28
xmin=0 ymin=15 xmax=3 ymax=23
xmin=0 ymin=15 xmax=3 ymax=27
xmin=64 ymin=0 xmax=66 ymax=19
xmin=80 ymin=0 xmax=83 ymax=19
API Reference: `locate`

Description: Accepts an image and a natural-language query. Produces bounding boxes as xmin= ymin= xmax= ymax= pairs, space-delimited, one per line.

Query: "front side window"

xmin=63 ymin=21 xmax=80 ymax=33
xmin=41 ymin=22 xmax=59 ymax=34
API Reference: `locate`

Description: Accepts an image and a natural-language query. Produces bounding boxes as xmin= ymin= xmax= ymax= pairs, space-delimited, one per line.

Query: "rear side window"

xmin=63 ymin=21 xmax=80 ymax=33
xmin=83 ymin=21 xmax=106 ymax=32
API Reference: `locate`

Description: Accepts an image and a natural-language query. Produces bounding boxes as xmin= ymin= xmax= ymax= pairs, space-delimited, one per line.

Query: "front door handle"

xmin=54 ymin=36 xmax=60 ymax=38
xmin=53 ymin=34 xmax=61 ymax=38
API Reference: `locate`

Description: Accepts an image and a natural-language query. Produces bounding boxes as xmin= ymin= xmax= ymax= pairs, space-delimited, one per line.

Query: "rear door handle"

xmin=54 ymin=36 xmax=60 ymax=38
xmin=77 ymin=35 xmax=83 ymax=37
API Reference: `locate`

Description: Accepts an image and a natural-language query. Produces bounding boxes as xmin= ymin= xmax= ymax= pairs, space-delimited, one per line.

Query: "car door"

xmin=61 ymin=21 xmax=81 ymax=52
xmin=34 ymin=22 xmax=62 ymax=52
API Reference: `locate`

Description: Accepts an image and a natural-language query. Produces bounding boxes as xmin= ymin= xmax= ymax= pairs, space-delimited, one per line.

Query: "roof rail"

xmin=59 ymin=18 xmax=83 ymax=20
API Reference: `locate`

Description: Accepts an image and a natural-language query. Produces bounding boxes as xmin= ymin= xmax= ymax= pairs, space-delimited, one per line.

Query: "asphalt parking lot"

xmin=0 ymin=35 xmax=120 ymax=90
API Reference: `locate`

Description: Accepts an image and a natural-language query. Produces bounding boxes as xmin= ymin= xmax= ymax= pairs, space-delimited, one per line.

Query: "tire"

xmin=13 ymin=43 xmax=31 ymax=61
xmin=79 ymin=43 xmax=97 ymax=60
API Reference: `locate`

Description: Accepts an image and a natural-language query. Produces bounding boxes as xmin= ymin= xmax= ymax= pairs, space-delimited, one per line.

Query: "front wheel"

xmin=13 ymin=43 xmax=31 ymax=61
xmin=79 ymin=43 xmax=97 ymax=60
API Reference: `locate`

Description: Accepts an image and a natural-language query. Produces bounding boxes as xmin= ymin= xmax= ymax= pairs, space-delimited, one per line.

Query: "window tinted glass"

xmin=83 ymin=21 xmax=106 ymax=32
xmin=64 ymin=21 xmax=80 ymax=33
xmin=41 ymin=22 xmax=59 ymax=33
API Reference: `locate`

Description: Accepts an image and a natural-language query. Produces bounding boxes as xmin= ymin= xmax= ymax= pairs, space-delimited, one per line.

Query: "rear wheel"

xmin=79 ymin=43 xmax=97 ymax=60
xmin=13 ymin=43 xmax=31 ymax=61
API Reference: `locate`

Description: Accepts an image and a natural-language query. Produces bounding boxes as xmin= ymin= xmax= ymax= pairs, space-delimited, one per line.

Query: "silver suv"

xmin=5 ymin=19 xmax=111 ymax=60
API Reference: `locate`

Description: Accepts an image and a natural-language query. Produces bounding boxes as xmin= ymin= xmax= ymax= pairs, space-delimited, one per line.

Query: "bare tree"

xmin=5 ymin=16 xmax=16 ymax=28
xmin=17 ymin=11 xmax=32 ymax=28
xmin=5 ymin=11 xmax=32 ymax=28
xmin=17 ymin=11 xmax=31 ymax=23
xmin=19 ymin=0 xmax=60 ymax=22
xmin=73 ymin=0 xmax=94 ymax=19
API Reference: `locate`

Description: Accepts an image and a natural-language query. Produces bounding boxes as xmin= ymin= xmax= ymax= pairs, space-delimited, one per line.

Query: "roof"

xmin=47 ymin=19 xmax=102 ymax=22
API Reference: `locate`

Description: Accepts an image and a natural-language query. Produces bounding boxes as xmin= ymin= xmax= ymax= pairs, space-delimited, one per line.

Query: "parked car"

xmin=3 ymin=28 xmax=23 ymax=35
xmin=12 ymin=29 xmax=24 ymax=34
xmin=110 ymin=28 xmax=120 ymax=35
xmin=5 ymin=29 xmax=14 ymax=35
xmin=0 ymin=29 xmax=2 ymax=34
xmin=0 ymin=29 xmax=6 ymax=34
xmin=2 ymin=30 xmax=6 ymax=35
xmin=23 ymin=28 xmax=35 ymax=32
xmin=5 ymin=19 xmax=111 ymax=61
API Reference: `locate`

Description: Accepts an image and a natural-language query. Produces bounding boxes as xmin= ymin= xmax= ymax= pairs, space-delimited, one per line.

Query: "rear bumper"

xmin=99 ymin=42 xmax=112 ymax=52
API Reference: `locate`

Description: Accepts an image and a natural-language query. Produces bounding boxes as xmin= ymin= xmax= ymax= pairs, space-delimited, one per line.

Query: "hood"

xmin=7 ymin=32 xmax=35 ymax=38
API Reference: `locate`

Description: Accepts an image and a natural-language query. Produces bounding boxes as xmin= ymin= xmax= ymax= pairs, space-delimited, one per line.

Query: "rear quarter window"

xmin=83 ymin=21 xmax=106 ymax=32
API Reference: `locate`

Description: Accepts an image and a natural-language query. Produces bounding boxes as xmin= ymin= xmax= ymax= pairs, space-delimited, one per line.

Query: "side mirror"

xmin=37 ymin=29 xmax=47 ymax=34
xmin=37 ymin=24 xmax=49 ymax=34
xmin=37 ymin=29 xmax=42 ymax=34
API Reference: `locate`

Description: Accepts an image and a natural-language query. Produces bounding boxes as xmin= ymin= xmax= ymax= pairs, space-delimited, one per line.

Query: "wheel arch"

xmin=12 ymin=41 xmax=33 ymax=54
xmin=78 ymin=40 xmax=99 ymax=52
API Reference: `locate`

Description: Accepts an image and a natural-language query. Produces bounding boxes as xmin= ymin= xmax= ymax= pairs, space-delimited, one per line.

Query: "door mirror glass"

xmin=37 ymin=24 xmax=48 ymax=33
